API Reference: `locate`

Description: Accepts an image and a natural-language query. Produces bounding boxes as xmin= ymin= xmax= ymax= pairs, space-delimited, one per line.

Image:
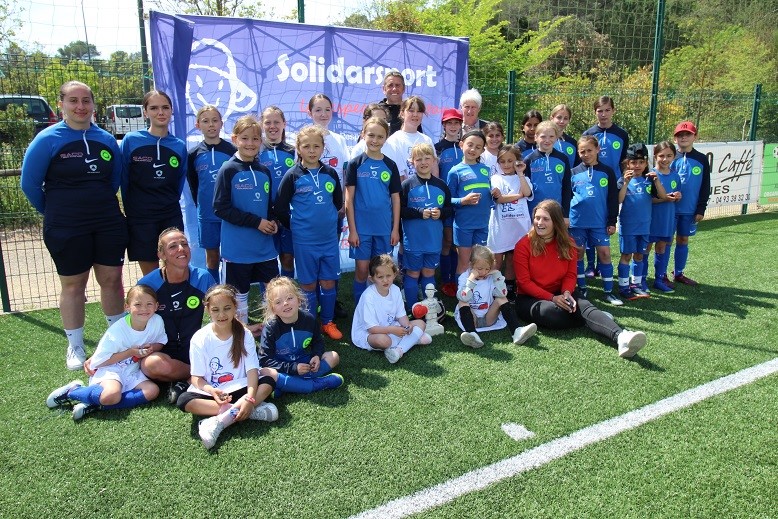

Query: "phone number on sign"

xmin=713 ymin=193 xmax=750 ymax=204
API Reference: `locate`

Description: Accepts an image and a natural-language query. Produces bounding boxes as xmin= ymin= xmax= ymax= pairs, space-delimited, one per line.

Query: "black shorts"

xmin=43 ymin=220 xmax=128 ymax=276
xmin=224 ymin=259 xmax=279 ymax=293
xmin=127 ymin=214 xmax=185 ymax=262
xmin=176 ymin=386 xmax=248 ymax=411
xmin=159 ymin=342 xmax=191 ymax=364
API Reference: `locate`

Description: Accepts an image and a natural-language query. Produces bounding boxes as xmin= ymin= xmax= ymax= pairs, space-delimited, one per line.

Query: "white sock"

xmin=105 ymin=312 xmax=125 ymax=326
xmin=236 ymin=292 xmax=249 ymax=324
xmin=217 ymin=405 xmax=238 ymax=427
xmin=64 ymin=327 xmax=84 ymax=348
xmin=397 ymin=326 xmax=423 ymax=354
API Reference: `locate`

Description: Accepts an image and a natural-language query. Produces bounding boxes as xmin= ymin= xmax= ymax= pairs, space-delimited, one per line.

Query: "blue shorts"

xmin=569 ymin=227 xmax=610 ymax=249
xmin=403 ymin=252 xmax=440 ymax=272
xmin=224 ymin=259 xmax=279 ymax=294
xmin=128 ymin=214 xmax=184 ymax=262
xmin=649 ymin=235 xmax=672 ymax=243
xmin=619 ymin=235 xmax=648 ymax=255
xmin=453 ymin=226 xmax=488 ymax=248
xmin=294 ymin=242 xmax=340 ymax=285
xmin=675 ymin=214 xmax=697 ymax=237
xmin=43 ymin=219 xmax=128 ymax=276
xmin=349 ymin=234 xmax=392 ymax=261
xmin=274 ymin=227 xmax=294 ymax=255
xmin=198 ymin=220 xmax=221 ymax=250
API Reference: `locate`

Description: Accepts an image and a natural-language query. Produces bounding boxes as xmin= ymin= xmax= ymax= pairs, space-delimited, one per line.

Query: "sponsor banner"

xmin=696 ymin=141 xmax=763 ymax=207
xmin=758 ymin=143 xmax=778 ymax=205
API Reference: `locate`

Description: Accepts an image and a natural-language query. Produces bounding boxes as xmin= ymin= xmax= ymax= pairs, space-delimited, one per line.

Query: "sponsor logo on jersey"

xmin=437 ymin=194 xmax=444 ymax=205
xmin=325 ymin=181 xmax=335 ymax=193
xmin=186 ymin=296 xmax=200 ymax=309
xmin=599 ymin=177 xmax=608 ymax=187
xmin=169 ymin=156 xmax=179 ymax=168
xmin=302 ymin=337 xmax=312 ymax=348
xmin=285 ymin=157 xmax=295 ymax=167
xmin=100 ymin=150 xmax=112 ymax=161
xmin=555 ymin=164 xmax=564 ymax=174
xmin=380 ymin=171 xmax=390 ymax=182
xmin=692 ymin=166 xmax=702 ymax=175
xmin=264 ymin=181 xmax=270 ymax=193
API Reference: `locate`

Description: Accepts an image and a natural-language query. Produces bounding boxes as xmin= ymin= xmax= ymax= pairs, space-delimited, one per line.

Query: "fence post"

xmin=298 ymin=0 xmax=305 ymax=22
xmin=506 ymin=70 xmax=516 ymax=143
xmin=137 ymin=0 xmax=151 ymax=93
xmin=743 ymin=83 xmax=762 ymax=215
xmin=647 ymin=0 xmax=666 ymax=144
xmin=0 ymin=236 xmax=11 ymax=312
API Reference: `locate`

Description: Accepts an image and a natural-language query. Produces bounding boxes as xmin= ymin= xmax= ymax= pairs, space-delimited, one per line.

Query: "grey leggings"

xmin=514 ymin=293 xmax=622 ymax=343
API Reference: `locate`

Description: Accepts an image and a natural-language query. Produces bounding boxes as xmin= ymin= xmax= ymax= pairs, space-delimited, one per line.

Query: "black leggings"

xmin=514 ymin=293 xmax=622 ymax=343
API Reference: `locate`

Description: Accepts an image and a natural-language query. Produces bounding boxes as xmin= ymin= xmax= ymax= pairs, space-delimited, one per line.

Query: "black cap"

xmin=626 ymin=143 xmax=649 ymax=160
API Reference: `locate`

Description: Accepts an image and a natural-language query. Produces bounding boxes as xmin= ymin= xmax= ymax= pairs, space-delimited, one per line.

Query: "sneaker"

xmin=653 ymin=279 xmax=675 ymax=293
xmin=617 ymin=330 xmax=647 ymax=358
xmin=640 ymin=280 xmax=650 ymax=293
xmin=198 ymin=416 xmax=225 ymax=449
xmin=321 ymin=321 xmax=343 ymax=340
xmin=619 ymin=287 xmax=639 ymax=301
xmin=659 ymin=274 xmax=675 ymax=288
xmin=313 ymin=373 xmax=345 ymax=390
xmin=249 ymin=402 xmax=279 ymax=422
xmin=168 ymin=380 xmax=189 ymax=405
xmin=584 ymin=266 xmax=596 ymax=278
xmin=66 ymin=344 xmax=86 ymax=371
xmin=72 ymin=402 xmax=99 ymax=421
xmin=512 ymin=323 xmax=537 ymax=345
xmin=631 ymin=286 xmax=650 ymax=299
xmin=577 ymin=287 xmax=589 ymax=300
xmin=673 ymin=272 xmax=699 ymax=286
xmin=384 ymin=346 xmax=403 ymax=364
xmin=460 ymin=331 xmax=484 ymax=348
xmin=46 ymin=380 xmax=84 ymax=408
xmin=441 ymin=282 xmax=457 ymax=298
xmin=604 ymin=293 xmax=624 ymax=306
xmin=592 ymin=267 xmax=601 ymax=278
xmin=334 ymin=300 xmax=348 ymax=319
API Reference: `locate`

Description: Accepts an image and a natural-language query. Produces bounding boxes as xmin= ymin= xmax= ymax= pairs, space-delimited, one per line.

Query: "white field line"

xmin=351 ymin=358 xmax=778 ymax=519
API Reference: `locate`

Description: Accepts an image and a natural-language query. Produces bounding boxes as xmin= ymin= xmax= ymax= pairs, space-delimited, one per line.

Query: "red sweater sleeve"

xmin=513 ymin=236 xmax=578 ymax=299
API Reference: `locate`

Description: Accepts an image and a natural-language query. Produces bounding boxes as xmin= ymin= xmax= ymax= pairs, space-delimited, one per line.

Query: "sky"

xmin=16 ymin=0 xmax=362 ymax=56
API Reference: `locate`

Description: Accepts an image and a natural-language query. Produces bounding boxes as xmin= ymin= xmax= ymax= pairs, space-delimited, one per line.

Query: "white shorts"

xmin=453 ymin=305 xmax=507 ymax=333
xmin=354 ymin=332 xmax=403 ymax=351
xmin=90 ymin=365 xmax=149 ymax=391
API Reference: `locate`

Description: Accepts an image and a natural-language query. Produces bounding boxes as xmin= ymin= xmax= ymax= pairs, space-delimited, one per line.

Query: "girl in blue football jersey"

xmin=514 ymin=110 xmax=542 ymax=160
xmin=274 ymin=126 xmax=344 ymax=341
xmin=645 ymin=141 xmax=682 ymax=293
xmin=345 ymin=117 xmax=401 ymax=303
xmin=259 ymin=105 xmax=297 ymax=279
xmin=120 ymin=90 xmax=187 ymax=275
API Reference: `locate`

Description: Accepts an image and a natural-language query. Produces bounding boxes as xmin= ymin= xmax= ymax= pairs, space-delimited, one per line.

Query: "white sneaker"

xmin=72 ymin=402 xmax=99 ymax=421
xmin=460 ymin=331 xmax=484 ymax=348
xmin=249 ymin=402 xmax=279 ymax=422
xmin=604 ymin=293 xmax=624 ymax=306
xmin=198 ymin=416 xmax=226 ymax=449
xmin=512 ymin=323 xmax=537 ymax=345
xmin=384 ymin=346 xmax=403 ymax=364
xmin=66 ymin=344 xmax=86 ymax=371
xmin=46 ymin=380 xmax=84 ymax=408
xmin=617 ymin=330 xmax=647 ymax=358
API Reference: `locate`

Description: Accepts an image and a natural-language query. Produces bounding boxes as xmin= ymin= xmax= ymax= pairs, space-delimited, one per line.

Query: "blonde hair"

xmin=577 ymin=135 xmax=599 ymax=148
xmin=550 ymin=104 xmax=572 ymax=119
xmin=203 ymin=284 xmax=247 ymax=368
xmin=535 ymin=120 xmax=561 ymax=138
xmin=231 ymin=115 xmax=261 ymax=137
xmin=470 ymin=245 xmax=495 ymax=269
xmin=363 ymin=116 xmax=389 ymax=136
xmin=196 ymin=105 xmax=221 ymax=121
xmin=295 ymin=125 xmax=325 ymax=150
xmin=126 ymin=284 xmax=157 ymax=305
xmin=410 ymin=142 xmax=435 ymax=160
xmin=369 ymin=254 xmax=398 ymax=277
xmin=261 ymin=277 xmax=307 ymax=324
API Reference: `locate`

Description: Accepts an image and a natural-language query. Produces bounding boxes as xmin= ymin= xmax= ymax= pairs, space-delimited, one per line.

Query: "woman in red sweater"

xmin=513 ymin=199 xmax=647 ymax=358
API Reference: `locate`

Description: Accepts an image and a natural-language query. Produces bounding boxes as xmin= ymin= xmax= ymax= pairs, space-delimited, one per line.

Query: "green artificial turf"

xmin=1 ymin=212 xmax=776 ymax=518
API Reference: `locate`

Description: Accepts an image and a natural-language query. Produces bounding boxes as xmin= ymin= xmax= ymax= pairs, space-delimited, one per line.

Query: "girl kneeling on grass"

xmin=513 ymin=200 xmax=647 ymax=358
xmin=259 ymin=277 xmax=344 ymax=395
xmin=351 ymin=254 xmax=432 ymax=364
xmin=46 ymin=285 xmax=166 ymax=421
xmin=454 ymin=245 xmax=537 ymax=349
xmin=176 ymin=284 xmax=279 ymax=450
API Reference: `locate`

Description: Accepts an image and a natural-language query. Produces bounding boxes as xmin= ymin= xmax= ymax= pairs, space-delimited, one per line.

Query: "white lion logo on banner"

xmin=186 ymin=38 xmax=258 ymax=120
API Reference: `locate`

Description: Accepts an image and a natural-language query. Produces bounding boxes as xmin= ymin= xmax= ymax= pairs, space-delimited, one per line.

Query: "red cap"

xmin=674 ymin=121 xmax=697 ymax=136
xmin=441 ymin=108 xmax=463 ymax=123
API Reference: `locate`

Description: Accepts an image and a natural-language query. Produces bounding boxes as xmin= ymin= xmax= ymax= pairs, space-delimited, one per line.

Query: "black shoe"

xmin=334 ymin=300 xmax=348 ymax=319
xmin=168 ymin=381 xmax=188 ymax=405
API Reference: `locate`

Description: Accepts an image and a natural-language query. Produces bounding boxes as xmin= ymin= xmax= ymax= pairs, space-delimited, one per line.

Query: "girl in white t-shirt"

xmin=46 ymin=285 xmax=166 ymax=421
xmin=351 ymin=254 xmax=431 ymax=364
xmin=308 ymin=93 xmax=350 ymax=186
xmin=487 ymin=145 xmax=533 ymax=296
xmin=455 ymin=245 xmax=536 ymax=348
xmin=480 ymin=121 xmax=505 ymax=176
xmin=178 ymin=284 xmax=279 ymax=449
xmin=385 ymin=96 xmax=435 ymax=181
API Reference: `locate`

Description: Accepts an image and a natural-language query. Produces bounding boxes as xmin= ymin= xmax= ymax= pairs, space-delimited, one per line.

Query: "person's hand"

xmin=134 ymin=346 xmax=151 ymax=358
xmin=514 ymin=161 xmax=526 ymax=174
xmin=467 ymin=271 xmax=478 ymax=282
xmin=348 ymin=229 xmax=360 ymax=248
xmin=258 ymin=219 xmax=277 ymax=235
xmin=463 ymin=192 xmax=481 ymax=205
xmin=390 ymin=229 xmax=400 ymax=246
xmin=83 ymin=357 xmax=96 ymax=377
xmin=562 ymin=290 xmax=577 ymax=312
xmin=297 ymin=362 xmax=311 ymax=375
xmin=429 ymin=207 xmax=440 ymax=220
xmin=552 ymin=294 xmax=574 ymax=313
xmin=234 ymin=398 xmax=254 ymax=421
xmin=645 ymin=171 xmax=657 ymax=182
xmin=309 ymin=356 xmax=320 ymax=373
xmin=694 ymin=214 xmax=704 ymax=223
xmin=623 ymin=170 xmax=634 ymax=181
xmin=211 ymin=389 xmax=231 ymax=405
xmin=606 ymin=225 xmax=616 ymax=236
xmin=392 ymin=325 xmax=409 ymax=337
xmin=491 ymin=187 xmax=502 ymax=199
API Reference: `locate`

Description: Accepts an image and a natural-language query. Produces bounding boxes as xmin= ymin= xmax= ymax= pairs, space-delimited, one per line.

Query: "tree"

xmin=0 ymin=0 xmax=21 ymax=50
xmin=56 ymin=40 xmax=100 ymax=61
xmin=149 ymin=0 xmax=264 ymax=18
